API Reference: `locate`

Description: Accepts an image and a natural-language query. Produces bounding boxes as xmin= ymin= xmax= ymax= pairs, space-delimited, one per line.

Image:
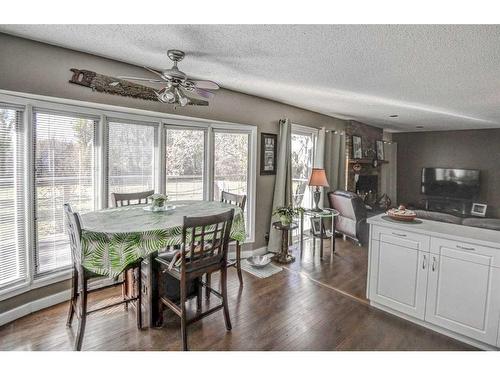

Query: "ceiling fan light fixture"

xmin=114 ymin=49 xmax=218 ymax=107
xmin=175 ymin=88 xmax=189 ymax=107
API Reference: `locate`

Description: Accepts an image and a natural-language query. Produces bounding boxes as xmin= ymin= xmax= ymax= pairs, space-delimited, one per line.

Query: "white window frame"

xmin=291 ymin=123 xmax=319 ymax=209
xmin=104 ymin=117 xmax=159 ymax=208
xmin=163 ymin=123 xmax=209 ymax=201
xmin=0 ymin=89 xmax=257 ymax=300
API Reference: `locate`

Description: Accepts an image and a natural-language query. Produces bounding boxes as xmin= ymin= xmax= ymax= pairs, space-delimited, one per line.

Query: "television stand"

xmin=422 ymin=197 xmax=473 ymax=217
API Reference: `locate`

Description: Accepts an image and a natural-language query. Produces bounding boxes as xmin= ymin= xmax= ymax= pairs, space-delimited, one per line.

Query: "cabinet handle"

xmin=422 ymin=254 xmax=427 ymax=270
xmin=456 ymin=245 xmax=475 ymax=251
xmin=391 ymin=232 xmax=407 ymax=237
xmin=432 ymin=256 xmax=437 ymax=272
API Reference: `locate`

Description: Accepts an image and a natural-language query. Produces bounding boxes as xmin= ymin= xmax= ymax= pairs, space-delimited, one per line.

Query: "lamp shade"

xmin=308 ymin=168 xmax=329 ymax=187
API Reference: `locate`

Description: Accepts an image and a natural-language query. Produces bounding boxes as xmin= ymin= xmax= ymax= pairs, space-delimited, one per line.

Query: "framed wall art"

xmin=260 ymin=133 xmax=277 ymax=175
xmin=352 ymin=135 xmax=362 ymax=159
xmin=376 ymin=140 xmax=385 ymax=160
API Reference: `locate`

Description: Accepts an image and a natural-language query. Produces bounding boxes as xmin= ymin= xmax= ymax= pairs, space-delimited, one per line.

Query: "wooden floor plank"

xmin=0 ymin=238 xmax=475 ymax=351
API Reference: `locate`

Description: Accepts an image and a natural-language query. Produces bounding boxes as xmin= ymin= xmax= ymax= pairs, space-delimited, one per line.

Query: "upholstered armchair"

xmin=327 ymin=190 xmax=369 ymax=246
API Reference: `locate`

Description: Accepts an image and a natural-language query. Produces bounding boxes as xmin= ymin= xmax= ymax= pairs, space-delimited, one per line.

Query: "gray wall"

xmin=393 ymin=129 xmax=500 ymax=218
xmin=0 ymin=33 xmax=347 ymax=312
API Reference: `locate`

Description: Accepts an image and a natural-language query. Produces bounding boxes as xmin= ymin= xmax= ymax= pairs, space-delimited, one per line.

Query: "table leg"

xmin=300 ymin=211 xmax=304 ymax=257
xmin=333 ymin=214 xmax=336 ymax=254
xmin=330 ymin=213 xmax=334 ymax=256
xmin=320 ymin=216 xmax=324 ymax=259
xmin=272 ymin=229 xmax=295 ymax=264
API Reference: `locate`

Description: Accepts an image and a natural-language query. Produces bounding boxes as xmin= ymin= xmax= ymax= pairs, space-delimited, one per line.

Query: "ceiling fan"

xmin=111 ymin=49 xmax=220 ymax=107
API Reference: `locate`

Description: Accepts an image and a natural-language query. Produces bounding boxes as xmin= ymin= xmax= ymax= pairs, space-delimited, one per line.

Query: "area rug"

xmin=240 ymin=255 xmax=283 ymax=279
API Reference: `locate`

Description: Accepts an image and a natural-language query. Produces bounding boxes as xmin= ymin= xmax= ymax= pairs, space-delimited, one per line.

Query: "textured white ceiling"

xmin=1 ymin=24 xmax=500 ymax=131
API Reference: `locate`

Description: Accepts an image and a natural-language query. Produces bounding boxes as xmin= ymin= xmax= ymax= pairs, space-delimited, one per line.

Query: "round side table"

xmin=271 ymin=221 xmax=298 ymax=264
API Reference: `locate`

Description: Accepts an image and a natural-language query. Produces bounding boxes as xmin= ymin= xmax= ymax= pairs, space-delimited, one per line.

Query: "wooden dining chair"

xmin=64 ymin=203 xmax=142 ymax=351
xmin=220 ymin=191 xmax=246 ymax=285
xmin=111 ymin=189 xmax=154 ymax=207
xmin=155 ymin=209 xmax=234 ymax=351
xmin=110 ymin=190 xmax=154 ymax=308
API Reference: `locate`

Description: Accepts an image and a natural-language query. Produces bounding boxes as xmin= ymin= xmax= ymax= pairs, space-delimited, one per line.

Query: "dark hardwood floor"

xmin=287 ymin=235 xmax=368 ymax=302
xmin=0 ymin=238 xmax=474 ymax=351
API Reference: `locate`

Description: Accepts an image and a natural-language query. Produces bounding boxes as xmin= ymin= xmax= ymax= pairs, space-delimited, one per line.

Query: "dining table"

xmin=79 ymin=200 xmax=246 ymax=327
xmin=79 ymin=199 xmax=246 ymax=277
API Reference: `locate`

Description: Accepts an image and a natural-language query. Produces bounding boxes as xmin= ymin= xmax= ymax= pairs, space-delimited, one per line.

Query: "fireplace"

xmin=356 ymin=175 xmax=378 ymax=195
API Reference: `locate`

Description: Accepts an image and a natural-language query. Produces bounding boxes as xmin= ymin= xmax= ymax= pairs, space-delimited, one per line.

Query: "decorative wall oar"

xmin=69 ymin=68 xmax=209 ymax=106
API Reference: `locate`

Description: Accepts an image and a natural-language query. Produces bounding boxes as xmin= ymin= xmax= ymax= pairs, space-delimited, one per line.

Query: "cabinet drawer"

xmin=372 ymin=225 xmax=430 ymax=251
xmin=431 ymin=237 xmax=500 ymax=268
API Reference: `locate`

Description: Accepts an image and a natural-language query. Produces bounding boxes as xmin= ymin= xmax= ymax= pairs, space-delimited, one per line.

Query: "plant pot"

xmin=151 ymin=199 xmax=166 ymax=210
xmin=279 ymin=216 xmax=292 ymax=226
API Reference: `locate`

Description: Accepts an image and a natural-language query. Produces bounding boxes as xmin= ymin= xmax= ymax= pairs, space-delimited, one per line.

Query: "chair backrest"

xmin=111 ymin=190 xmax=154 ymax=207
xmin=180 ymin=209 xmax=234 ymax=276
xmin=63 ymin=203 xmax=83 ymax=266
xmin=220 ymin=191 xmax=247 ymax=211
xmin=327 ymin=190 xmax=367 ymax=221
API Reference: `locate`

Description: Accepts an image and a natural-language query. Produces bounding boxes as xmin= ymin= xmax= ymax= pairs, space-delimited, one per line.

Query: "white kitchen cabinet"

xmin=425 ymin=239 xmax=500 ymax=346
xmin=367 ymin=217 xmax=500 ymax=349
xmin=369 ymin=239 xmax=429 ymax=319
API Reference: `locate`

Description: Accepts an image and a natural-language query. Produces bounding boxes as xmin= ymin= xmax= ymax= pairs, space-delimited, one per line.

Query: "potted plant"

xmin=273 ymin=205 xmax=304 ymax=226
xmin=148 ymin=193 xmax=169 ymax=211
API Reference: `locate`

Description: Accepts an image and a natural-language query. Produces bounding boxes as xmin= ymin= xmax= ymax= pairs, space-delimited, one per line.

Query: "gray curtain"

xmin=323 ymin=130 xmax=346 ymax=205
xmin=268 ymin=118 xmax=293 ymax=252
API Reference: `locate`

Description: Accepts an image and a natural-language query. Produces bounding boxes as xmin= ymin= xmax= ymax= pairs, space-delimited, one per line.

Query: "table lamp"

xmin=308 ymin=168 xmax=329 ymax=212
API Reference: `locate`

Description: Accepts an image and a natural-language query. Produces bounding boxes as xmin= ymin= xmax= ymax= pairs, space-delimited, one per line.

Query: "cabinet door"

xmin=370 ymin=240 xmax=429 ymax=319
xmin=425 ymin=244 xmax=500 ymax=346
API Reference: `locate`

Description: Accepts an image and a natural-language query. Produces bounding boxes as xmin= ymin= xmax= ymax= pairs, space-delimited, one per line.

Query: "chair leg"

xmin=180 ymin=281 xmax=188 ymax=351
xmin=205 ymin=273 xmax=211 ymax=299
xmin=196 ymin=277 xmax=202 ymax=311
xmin=136 ymin=266 xmax=142 ymax=329
xmin=221 ymin=267 xmax=232 ymax=331
xmin=75 ymin=274 xmax=88 ymax=351
xmin=122 ymin=270 xmax=129 ymax=311
xmin=66 ymin=266 xmax=78 ymax=327
xmin=236 ymin=242 xmax=243 ymax=286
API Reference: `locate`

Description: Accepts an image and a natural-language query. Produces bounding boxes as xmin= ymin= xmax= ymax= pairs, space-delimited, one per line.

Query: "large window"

xmin=0 ymin=106 xmax=27 ymax=288
xmin=214 ymin=131 xmax=250 ymax=228
xmin=165 ymin=128 xmax=205 ymax=200
xmin=213 ymin=131 xmax=249 ymax=200
xmin=291 ymin=126 xmax=316 ymax=209
xmin=0 ymin=92 xmax=256 ymax=297
xmin=34 ymin=110 xmax=96 ymax=275
xmin=107 ymin=119 xmax=156 ymax=203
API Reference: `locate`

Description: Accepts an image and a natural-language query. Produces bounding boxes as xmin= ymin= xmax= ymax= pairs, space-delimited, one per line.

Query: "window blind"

xmin=107 ymin=119 xmax=156 ymax=204
xmin=166 ymin=128 xmax=205 ymax=200
xmin=33 ymin=110 xmax=97 ymax=275
xmin=0 ymin=106 xmax=27 ymax=288
xmin=213 ymin=130 xmax=250 ymax=230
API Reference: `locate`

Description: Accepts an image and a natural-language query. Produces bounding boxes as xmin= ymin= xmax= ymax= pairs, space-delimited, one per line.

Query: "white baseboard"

xmin=228 ymin=245 xmax=268 ymax=259
xmin=0 ymin=289 xmax=71 ymax=327
xmin=0 ymin=246 xmax=269 ymax=327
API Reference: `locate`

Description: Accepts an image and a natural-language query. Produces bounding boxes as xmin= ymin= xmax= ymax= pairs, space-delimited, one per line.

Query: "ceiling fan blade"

xmin=117 ymin=76 xmax=163 ymax=83
xmin=144 ymin=66 xmax=165 ymax=78
xmin=192 ymin=87 xmax=215 ymax=99
xmin=189 ymin=79 xmax=220 ymax=90
xmin=187 ymin=97 xmax=209 ymax=106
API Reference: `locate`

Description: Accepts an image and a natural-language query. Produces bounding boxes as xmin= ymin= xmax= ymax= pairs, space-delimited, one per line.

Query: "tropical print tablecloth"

xmin=79 ymin=200 xmax=245 ymax=277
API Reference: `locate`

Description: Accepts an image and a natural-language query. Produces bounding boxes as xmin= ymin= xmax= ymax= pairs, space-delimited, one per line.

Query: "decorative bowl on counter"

xmin=246 ymin=255 xmax=272 ymax=268
xmin=386 ymin=206 xmax=417 ymax=222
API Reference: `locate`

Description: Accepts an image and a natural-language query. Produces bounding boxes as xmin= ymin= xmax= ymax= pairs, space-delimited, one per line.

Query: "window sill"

xmin=0 ymin=268 xmax=72 ymax=302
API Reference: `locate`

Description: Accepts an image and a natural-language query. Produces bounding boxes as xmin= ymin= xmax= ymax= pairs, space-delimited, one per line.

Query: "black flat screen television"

xmin=421 ymin=167 xmax=480 ymax=200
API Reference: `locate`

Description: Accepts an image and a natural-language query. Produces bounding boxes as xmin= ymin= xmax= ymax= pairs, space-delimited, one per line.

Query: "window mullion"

xmin=206 ymin=126 xmax=214 ymax=201
xmin=25 ymin=104 xmax=35 ymax=284
xmin=157 ymin=122 xmax=166 ymax=195
xmin=98 ymin=115 xmax=107 ymax=209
